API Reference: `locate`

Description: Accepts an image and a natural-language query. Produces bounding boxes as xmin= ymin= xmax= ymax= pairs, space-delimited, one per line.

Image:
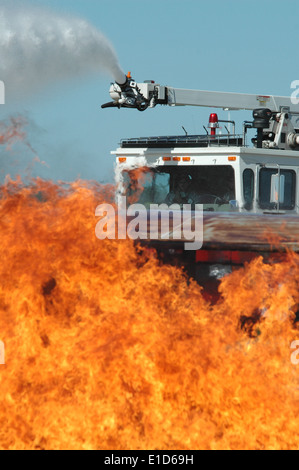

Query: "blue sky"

xmin=1 ymin=0 xmax=299 ymax=183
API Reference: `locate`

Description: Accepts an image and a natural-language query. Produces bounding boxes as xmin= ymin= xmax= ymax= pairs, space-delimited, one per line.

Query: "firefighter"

xmin=165 ymin=172 xmax=195 ymax=205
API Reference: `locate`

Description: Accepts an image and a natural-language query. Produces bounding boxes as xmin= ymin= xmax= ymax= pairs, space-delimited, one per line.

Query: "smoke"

xmin=0 ymin=2 xmax=126 ymax=99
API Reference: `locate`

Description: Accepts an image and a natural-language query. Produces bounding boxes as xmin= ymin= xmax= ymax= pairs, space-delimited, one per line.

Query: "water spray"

xmin=0 ymin=4 xmax=125 ymax=97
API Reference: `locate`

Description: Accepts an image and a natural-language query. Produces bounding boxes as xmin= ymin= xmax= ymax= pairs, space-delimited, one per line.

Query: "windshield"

xmin=122 ymin=165 xmax=235 ymax=211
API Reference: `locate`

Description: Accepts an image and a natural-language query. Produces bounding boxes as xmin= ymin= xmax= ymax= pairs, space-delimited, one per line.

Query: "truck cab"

xmin=112 ymin=131 xmax=299 ymax=290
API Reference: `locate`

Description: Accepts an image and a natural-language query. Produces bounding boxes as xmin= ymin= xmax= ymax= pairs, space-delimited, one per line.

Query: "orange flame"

xmin=0 ymin=176 xmax=299 ymax=450
xmin=123 ymin=167 xmax=152 ymax=204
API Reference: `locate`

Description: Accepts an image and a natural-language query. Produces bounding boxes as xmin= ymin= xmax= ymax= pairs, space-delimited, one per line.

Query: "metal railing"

xmin=121 ymin=134 xmax=244 ymax=149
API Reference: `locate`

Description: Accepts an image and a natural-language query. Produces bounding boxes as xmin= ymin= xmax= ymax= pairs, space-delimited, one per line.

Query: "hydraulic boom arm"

xmin=101 ymin=73 xmax=299 ymax=114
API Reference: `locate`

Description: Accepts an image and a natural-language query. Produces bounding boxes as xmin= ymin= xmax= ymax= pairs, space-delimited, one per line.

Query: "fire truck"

xmin=102 ymin=73 xmax=299 ymax=285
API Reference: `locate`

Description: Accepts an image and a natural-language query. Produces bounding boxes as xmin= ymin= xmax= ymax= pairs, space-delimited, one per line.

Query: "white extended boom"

xmin=101 ymin=73 xmax=299 ymax=114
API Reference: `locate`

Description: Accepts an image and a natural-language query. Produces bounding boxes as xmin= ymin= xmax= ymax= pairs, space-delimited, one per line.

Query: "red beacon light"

xmin=208 ymin=113 xmax=219 ymax=136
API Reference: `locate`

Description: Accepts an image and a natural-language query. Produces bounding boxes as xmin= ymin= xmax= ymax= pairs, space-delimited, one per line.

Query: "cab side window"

xmin=243 ymin=169 xmax=254 ymax=210
xmin=259 ymin=168 xmax=296 ymax=210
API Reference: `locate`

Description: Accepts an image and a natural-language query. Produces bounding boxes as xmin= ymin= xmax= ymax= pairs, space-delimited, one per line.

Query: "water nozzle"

xmin=102 ymin=71 xmax=150 ymax=111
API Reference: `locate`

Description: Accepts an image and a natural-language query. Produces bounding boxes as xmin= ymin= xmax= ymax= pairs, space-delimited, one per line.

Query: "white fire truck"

xmin=102 ymin=74 xmax=299 ymax=286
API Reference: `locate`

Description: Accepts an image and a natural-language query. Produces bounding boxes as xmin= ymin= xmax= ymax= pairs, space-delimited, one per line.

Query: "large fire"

xmin=0 ymin=177 xmax=299 ymax=450
xmin=1 ymin=123 xmax=299 ymax=450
